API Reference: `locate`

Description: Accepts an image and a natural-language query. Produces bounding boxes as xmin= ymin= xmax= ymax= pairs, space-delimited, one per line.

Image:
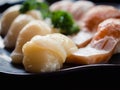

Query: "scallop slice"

xmin=22 ymin=35 xmax=67 ymax=73
xmin=26 ymin=10 xmax=43 ymax=20
xmin=0 ymin=4 xmax=42 ymax=37
xmin=0 ymin=5 xmax=21 ymax=37
xmin=46 ymin=33 xmax=78 ymax=56
xmin=22 ymin=33 xmax=78 ymax=73
xmin=11 ymin=20 xmax=52 ymax=64
xmin=67 ymin=18 xmax=120 ymax=64
xmin=4 ymin=14 xmax=35 ymax=49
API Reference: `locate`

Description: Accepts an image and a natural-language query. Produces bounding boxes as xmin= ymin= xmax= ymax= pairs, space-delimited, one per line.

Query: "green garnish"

xmin=20 ymin=0 xmax=38 ymax=13
xmin=19 ymin=0 xmax=50 ymax=18
xmin=36 ymin=2 xmax=50 ymax=19
xmin=51 ymin=10 xmax=80 ymax=35
xmin=19 ymin=0 xmax=80 ymax=35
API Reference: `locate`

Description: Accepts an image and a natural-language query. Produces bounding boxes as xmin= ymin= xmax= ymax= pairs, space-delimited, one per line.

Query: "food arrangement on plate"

xmin=0 ymin=0 xmax=120 ymax=73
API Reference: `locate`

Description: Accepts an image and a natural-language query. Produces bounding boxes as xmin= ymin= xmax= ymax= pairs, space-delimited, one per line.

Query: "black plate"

xmin=0 ymin=0 xmax=120 ymax=88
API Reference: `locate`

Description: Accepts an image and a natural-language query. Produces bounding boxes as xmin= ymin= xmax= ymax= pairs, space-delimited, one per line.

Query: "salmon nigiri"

xmin=67 ymin=18 xmax=120 ymax=64
xmin=71 ymin=5 xmax=120 ymax=48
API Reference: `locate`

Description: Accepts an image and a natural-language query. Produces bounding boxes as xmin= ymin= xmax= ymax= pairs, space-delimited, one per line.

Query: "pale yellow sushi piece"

xmin=22 ymin=35 xmax=67 ymax=73
xmin=22 ymin=33 xmax=78 ymax=73
xmin=45 ymin=33 xmax=78 ymax=56
xmin=26 ymin=10 xmax=42 ymax=20
xmin=11 ymin=20 xmax=52 ymax=64
xmin=0 ymin=5 xmax=21 ymax=36
xmin=4 ymin=14 xmax=35 ymax=49
xmin=0 ymin=4 xmax=42 ymax=37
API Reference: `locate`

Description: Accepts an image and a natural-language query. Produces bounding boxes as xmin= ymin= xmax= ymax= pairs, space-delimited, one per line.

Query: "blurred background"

xmin=0 ymin=0 xmax=119 ymax=12
xmin=1 ymin=0 xmax=120 ymax=4
xmin=46 ymin=0 xmax=120 ymax=3
xmin=0 ymin=0 xmax=23 ymax=5
xmin=0 ymin=0 xmax=119 ymax=22
xmin=0 ymin=0 xmax=120 ymax=5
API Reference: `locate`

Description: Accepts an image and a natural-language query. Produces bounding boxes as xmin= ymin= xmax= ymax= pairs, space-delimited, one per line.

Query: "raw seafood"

xmin=72 ymin=5 xmax=120 ymax=48
xmin=0 ymin=4 xmax=42 ymax=37
xmin=0 ymin=5 xmax=21 ymax=37
xmin=67 ymin=18 xmax=120 ymax=64
xmin=11 ymin=20 xmax=52 ymax=64
xmin=22 ymin=33 xmax=78 ymax=73
xmin=69 ymin=0 xmax=95 ymax=20
xmin=4 ymin=14 xmax=35 ymax=49
xmin=49 ymin=0 xmax=73 ymax=12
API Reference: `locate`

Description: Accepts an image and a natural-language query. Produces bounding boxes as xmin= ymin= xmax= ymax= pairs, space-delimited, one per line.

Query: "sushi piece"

xmin=11 ymin=20 xmax=52 ymax=64
xmin=4 ymin=14 xmax=35 ymax=49
xmin=67 ymin=18 xmax=120 ymax=64
xmin=22 ymin=33 xmax=78 ymax=73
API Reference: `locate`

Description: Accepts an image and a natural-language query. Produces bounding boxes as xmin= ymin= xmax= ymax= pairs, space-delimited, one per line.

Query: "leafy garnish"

xmin=51 ymin=10 xmax=80 ymax=35
xmin=36 ymin=2 xmax=50 ymax=19
xmin=20 ymin=0 xmax=37 ymax=13
xmin=19 ymin=0 xmax=80 ymax=35
xmin=19 ymin=0 xmax=50 ymax=18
